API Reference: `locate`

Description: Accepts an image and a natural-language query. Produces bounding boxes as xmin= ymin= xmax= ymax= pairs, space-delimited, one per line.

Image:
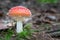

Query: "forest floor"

xmin=0 ymin=0 xmax=60 ymax=40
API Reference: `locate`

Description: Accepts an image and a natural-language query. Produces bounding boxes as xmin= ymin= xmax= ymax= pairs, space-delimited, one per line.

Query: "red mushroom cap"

xmin=8 ymin=6 xmax=31 ymax=17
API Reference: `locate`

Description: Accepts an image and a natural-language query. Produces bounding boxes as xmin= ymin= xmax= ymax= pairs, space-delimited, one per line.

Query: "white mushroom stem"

xmin=16 ymin=21 xmax=23 ymax=33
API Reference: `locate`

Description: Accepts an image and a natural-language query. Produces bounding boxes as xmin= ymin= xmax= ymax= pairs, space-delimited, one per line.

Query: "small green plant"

xmin=0 ymin=29 xmax=14 ymax=40
xmin=16 ymin=23 xmax=33 ymax=40
xmin=0 ymin=23 xmax=33 ymax=40
xmin=4 ymin=29 xmax=14 ymax=40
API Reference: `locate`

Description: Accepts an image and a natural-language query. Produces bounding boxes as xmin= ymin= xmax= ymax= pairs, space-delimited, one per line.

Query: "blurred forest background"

xmin=0 ymin=0 xmax=60 ymax=40
xmin=0 ymin=0 xmax=59 ymax=14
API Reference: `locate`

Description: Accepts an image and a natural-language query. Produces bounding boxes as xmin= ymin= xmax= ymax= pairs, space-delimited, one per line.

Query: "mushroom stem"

xmin=16 ymin=21 xmax=23 ymax=33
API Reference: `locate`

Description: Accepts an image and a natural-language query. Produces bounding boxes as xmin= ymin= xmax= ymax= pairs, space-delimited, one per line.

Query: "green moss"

xmin=36 ymin=0 xmax=58 ymax=3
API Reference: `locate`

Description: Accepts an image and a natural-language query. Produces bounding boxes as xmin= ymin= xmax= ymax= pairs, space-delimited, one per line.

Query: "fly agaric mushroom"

xmin=8 ymin=6 xmax=31 ymax=33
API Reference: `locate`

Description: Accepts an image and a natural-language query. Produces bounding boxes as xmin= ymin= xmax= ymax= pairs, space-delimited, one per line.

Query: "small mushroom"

xmin=8 ymin=6 xmax=31 ymax=33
